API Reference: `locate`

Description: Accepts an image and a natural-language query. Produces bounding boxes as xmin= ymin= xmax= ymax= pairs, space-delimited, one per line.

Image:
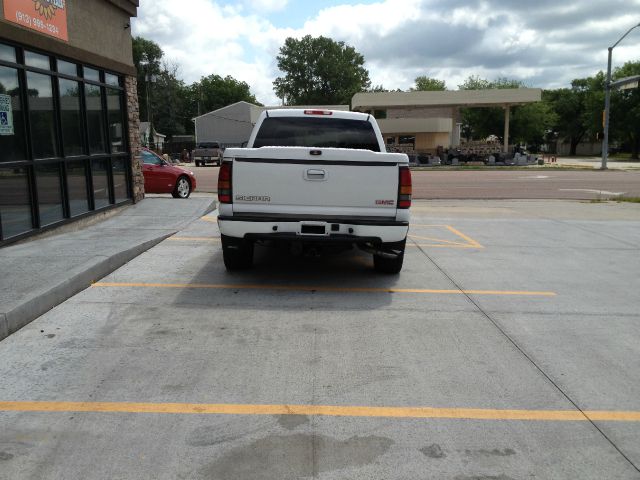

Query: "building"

xmin=139 ymin=121 xmax=165 ymax=150
xmin=351 ymin=89 xmax=542 ymax=154
xmin=0 ymin=0 xmax=142 ymax=245
xmin=194 ymin=102 xmax=349 ymax=147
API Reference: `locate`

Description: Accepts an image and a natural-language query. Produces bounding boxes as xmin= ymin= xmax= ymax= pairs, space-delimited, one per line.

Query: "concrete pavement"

xmin=555 ymin=156 xmax=640 ymax=170
xmin=0 ymin=195 xmax=216 ymax=342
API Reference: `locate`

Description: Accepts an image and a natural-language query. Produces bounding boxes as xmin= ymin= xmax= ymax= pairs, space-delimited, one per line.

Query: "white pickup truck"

xmin=216 ymin=109 xmax=411 ymax=273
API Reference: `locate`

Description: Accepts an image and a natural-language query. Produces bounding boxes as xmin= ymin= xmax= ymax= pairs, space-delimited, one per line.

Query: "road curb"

xmin=0 ymin=233 xmax=174 ymax=342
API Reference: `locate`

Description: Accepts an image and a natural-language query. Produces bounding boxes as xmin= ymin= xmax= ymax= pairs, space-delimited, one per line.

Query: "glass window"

xmin=0 ymin=66 xmax=26 ymax=162
xmin=107 ymin=88 xmax=124 ymax=153
xmin=83 ymin=67 xmax=100 ymax=82
xmin=0 ymin=43 xmax=16 ymax=63
xmin=25 ymin=51 xmax=50 ymax=70
xmin=66 ymin=160 xmax=89 ymax=217
xmin=112 ymin=158 xmax=129 ymax=203
xmin=91 ymin=158 xmax=110 ymax=208
xmin=59 ymin=79 xmax=83 ymax=156
xmin=57 ymin=60 xmax=77 ymax=77
xmin=85 ymin=84 xmax=105 ymax=153
xmin=36 ymin=163 xmax=64 ymax=226
xmin=0 ymin=166 xmax=32 ymax=238
xmin=27 ymin=72 xmax=57 ymax=158
xmin=253 ymin=117 xmax=381 ymax=151
xmin=105 ymin=73 xmax=119 ymax=86
xmin=141 ymin=149 xmax=162 ymax=165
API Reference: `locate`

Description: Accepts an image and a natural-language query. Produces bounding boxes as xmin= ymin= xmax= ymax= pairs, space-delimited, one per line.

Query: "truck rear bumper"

xmin=218 ymin=216 xmax=409 ymax=243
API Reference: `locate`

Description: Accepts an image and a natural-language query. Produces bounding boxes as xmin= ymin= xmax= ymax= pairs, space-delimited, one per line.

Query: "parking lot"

xmin=1 ymin=199 xmax=640 ymax=479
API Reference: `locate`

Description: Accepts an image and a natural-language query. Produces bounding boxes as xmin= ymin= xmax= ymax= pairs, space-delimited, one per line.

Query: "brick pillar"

xmin=125 ymin=75 xmax=144 ymax=203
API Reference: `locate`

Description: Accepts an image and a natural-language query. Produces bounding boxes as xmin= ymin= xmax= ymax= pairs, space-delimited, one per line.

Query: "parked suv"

xmin=193 ymin=142 xmax=222 ymax=166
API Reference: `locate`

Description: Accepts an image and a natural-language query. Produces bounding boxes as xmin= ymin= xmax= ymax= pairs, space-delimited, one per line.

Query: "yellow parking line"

xmin=92 ymin=282 xmax=556 ymax=297
xmin=408 ymin=234 xmax=470 ymax=246
xmin=201 ymin=216 xmax=218 ymax=223
xmin=408 ymin=224 xmax=483 ymax=249
xmin=407 ymin=244 xmax=475 ymax=249
xmin=0 ymin=401 xmax=637 ymax=422
xmin=445 ymin=225 xmax=484 ymax=248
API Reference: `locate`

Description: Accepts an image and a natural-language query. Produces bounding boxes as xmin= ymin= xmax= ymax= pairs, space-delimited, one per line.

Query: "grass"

xmin=588 ymin=196 xmax=640 ymax=204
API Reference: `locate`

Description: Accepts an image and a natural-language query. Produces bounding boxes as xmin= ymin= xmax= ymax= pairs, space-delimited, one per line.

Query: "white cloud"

xmin=133 ymin=0 xmax=640 ymax=106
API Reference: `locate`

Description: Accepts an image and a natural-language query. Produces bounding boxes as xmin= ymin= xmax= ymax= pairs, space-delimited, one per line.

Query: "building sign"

xmin=3 ymin=0 xmax=68 ymax=41
xmin=0 ymin=94 xmax=14 ymax=136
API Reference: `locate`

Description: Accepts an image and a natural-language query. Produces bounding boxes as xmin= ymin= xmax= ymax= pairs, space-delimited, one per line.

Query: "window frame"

xmin=0 ymin=39 xmax=133 ymax=245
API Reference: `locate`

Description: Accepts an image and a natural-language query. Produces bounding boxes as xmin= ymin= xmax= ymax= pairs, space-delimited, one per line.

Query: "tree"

xmin=458 ymin=76 xmax=524 ymax=141
xmin=273 ymin=35 xmax=370 ymax=105
xmin=457 ymin=76 xmax=556 ymax=146
xmin=610 ymin=61 xmax=640 ymax=159
xmin=150 ymin=62 xmax=188 ymax=137
xmin=412 ymin=76 xmax=446 ymax=91
xmin=510 ymin=99 xmax=557 ymax=146
xmin=545 ymin=73 xmax=603 ymax=155
xmin=132 ymin=37 xmax=164 ymax=124
xmin=192 ymin=74 xmax=260 ymax=114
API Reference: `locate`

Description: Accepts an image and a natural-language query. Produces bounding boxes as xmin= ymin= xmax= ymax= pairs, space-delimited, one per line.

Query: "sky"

xmin=132 ymin=0 xmax=640 ymax=105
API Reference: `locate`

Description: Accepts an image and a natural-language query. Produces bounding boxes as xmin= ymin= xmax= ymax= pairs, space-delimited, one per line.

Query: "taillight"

xmin=218 ymin=162 xmax=232 ymax=203
xmin=398 ymin=166 xmax=412 ymax=209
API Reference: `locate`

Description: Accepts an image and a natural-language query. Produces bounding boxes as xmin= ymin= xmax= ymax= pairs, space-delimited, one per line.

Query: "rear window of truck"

xmin=253 ymin=117 xmax=381 ymax=151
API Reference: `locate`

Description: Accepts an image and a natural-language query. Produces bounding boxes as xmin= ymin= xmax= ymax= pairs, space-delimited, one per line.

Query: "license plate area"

xmin=300 ymin=223 xmax=327 ymax=235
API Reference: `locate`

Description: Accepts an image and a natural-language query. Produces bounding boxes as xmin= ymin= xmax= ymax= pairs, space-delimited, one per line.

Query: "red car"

xmin=140 ymin=148 xmax=197 ymax=198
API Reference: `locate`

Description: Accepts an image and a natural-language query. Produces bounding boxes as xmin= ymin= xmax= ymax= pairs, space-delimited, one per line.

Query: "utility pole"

xmin=601 ymin=22 xmax=640 ymax=170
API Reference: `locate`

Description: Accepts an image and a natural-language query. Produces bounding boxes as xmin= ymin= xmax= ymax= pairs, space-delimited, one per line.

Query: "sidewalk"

xmin=555 ymin=156 xmax=640 ymax=170
xmin=0 ymin=195 xmax=216 ymax=341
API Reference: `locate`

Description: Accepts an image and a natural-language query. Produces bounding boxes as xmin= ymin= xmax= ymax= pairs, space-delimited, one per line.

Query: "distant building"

xmin=139 ymin=122 xmax=165 ymax=150
xmin=352 ymin=89 xmax=543 ymax=154
xmin=194 ymin=102 xmax=350 ymax=147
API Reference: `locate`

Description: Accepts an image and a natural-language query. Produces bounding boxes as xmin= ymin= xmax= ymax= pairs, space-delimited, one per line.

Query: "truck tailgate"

xmin=227 ymin=147 xmax=405 ymax=218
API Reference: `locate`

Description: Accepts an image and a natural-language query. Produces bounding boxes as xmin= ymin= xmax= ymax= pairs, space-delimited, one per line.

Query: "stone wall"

xmin=125 ymin=75 xmax=144 ymax=203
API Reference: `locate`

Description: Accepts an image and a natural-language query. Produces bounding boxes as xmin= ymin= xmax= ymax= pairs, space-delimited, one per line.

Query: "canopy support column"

xmin=503 ymin=104 xmax=510 ymax=153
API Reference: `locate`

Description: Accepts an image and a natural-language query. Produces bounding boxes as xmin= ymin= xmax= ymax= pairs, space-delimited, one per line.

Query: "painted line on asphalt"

xmin=201 ymin=216 xmax=218 ymax=223
xmin=0 ymin=401 xmax=638 ymax=422
xmin=92 ymin=282 xmax=556 ymax=297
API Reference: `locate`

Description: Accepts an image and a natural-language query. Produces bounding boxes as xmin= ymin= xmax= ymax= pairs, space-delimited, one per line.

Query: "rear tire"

xmin=373 ymin=239 xmax=405 ymax=274
xmin=221 ymin=234 xmax=254 ymax=270
xmin=172 ymin=176 xmax=191 ymax=198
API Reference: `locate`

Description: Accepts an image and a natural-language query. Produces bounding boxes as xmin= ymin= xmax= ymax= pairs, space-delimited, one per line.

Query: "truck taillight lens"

xmin=398 ymin=166 xmax=412 ymax=209
xmin=218 ymin=162 xmax=232 ymax=203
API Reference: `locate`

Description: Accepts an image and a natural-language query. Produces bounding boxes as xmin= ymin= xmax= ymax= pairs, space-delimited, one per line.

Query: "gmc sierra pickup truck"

xmin=217 ymin=109 xmax=411 ymax=273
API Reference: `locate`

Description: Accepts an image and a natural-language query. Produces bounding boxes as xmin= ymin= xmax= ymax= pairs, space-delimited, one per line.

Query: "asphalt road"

xmin=1 ymin=200 xmax=639 ymax=479
xmin=188 ymin=165 xmax=640 ymax=200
